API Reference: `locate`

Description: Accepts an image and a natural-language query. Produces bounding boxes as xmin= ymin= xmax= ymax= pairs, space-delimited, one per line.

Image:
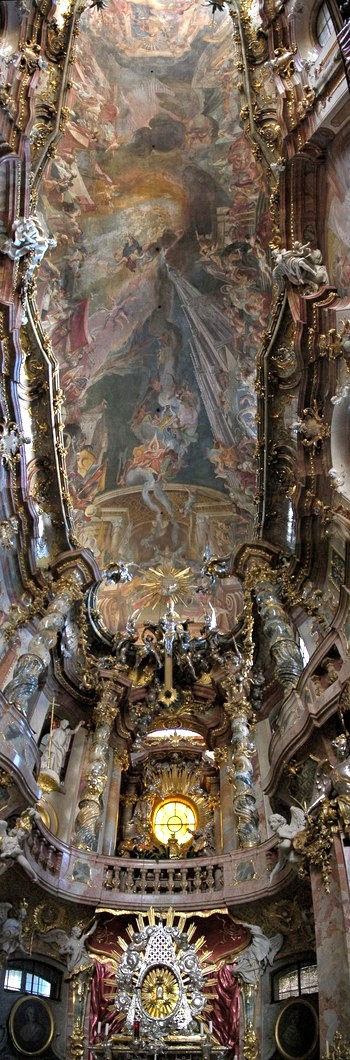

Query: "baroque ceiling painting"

xmin=2 ymin=0 xmax=350 ymax=1058
xmin=38 ymin=0 xmax=272 ymax=598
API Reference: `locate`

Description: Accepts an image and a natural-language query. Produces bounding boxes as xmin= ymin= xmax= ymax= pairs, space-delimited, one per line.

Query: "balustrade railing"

xmin=25 ymin=817 xmax=280 ymax=908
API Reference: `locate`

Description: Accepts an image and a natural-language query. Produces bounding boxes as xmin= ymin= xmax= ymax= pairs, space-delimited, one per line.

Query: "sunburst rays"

xmin=138 ymin=562 xmax=195 ymax=612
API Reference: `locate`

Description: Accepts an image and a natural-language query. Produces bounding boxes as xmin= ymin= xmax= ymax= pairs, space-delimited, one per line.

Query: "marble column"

xmin=223 ymin=665 xmax=260 ymax=849
xmin=74 ymin=680 xmax=120 ymax=852
xmin=3 ymin=573 xmax=83 ymax=716
xmin=102 ymin=749 xmax=128 ymax=856
xmin=217 ymin=751 xmax=235 ymax=853
xmin=253 ymin=567 xmax=304 ymax=695
xmin=311 ymin=835 xmax=350 ymax=1048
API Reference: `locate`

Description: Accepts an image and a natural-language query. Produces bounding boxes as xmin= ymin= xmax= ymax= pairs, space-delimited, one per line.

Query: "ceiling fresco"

xmin=38 ymin=0 xmax=273 ymax=591
xmin=327 ymin=134 xmax=350 ymax=296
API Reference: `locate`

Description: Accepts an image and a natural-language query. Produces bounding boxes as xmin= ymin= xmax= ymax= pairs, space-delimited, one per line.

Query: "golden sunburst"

xmin=141 ymin=965 xmax=180 ymax=1019
xmin=138 ymin=562 xmax=195 ymax=611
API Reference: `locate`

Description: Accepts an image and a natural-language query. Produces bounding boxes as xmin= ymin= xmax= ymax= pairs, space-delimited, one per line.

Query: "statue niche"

xmin=118 ymin=753 xmax=216 ymax=860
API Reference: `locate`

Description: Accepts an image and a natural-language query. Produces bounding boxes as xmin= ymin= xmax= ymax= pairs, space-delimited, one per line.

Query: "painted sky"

xmin=38 ymin=0 xmax=272 ymax=577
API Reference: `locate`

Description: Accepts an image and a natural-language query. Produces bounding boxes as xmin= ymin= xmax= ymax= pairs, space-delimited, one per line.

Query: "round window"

xmin=152 ymin=797 xmax=197 ymax=846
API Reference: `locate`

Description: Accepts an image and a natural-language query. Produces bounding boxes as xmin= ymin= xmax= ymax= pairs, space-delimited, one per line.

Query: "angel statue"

xmin=39 ymin=918 xmax=97 ymax=977
xmin=0 ymin=813 xmax=38 ymax=883
xmin=230 ymin=921 xmax=283 ymax=984
xmin=0 ymin=902 xmax=28 ymax=962
xmin=269 ymin=807 xmax=307 ymax=882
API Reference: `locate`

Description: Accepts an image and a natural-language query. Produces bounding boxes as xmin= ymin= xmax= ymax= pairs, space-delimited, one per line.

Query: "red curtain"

xmin=212 ymin=964 xmax=240 ymax=1058
xmin=89 ymin=961 xmax=125 ymax=1058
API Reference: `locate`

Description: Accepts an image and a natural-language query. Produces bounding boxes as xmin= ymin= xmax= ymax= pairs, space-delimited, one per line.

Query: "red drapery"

xmin=89 ymin=961 xmax=125 ymax=1059
xmin=212 ymin=964 xmax=240 ymax=1059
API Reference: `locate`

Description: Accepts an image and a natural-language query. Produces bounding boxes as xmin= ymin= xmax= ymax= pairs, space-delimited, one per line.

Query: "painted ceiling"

xmin=38 ymin=0 xmax=273 ymax=623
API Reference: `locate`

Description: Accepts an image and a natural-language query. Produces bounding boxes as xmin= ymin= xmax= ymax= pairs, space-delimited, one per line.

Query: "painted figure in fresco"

xmin=38 ymin=0 xmax=273 ymax=561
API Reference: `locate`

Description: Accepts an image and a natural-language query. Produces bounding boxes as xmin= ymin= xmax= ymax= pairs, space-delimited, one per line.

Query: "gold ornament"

xmin=141 ymin=965 xmax=180 ymax=1019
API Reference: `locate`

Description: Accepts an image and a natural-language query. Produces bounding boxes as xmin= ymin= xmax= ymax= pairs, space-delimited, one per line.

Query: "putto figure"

xmin=272 ymin=242 xmax=329 ymax=289
xmin=269 ymin=807 xmax=307 ymax=882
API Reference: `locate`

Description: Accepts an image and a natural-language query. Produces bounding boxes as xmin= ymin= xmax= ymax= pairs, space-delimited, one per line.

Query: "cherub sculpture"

xmin=269 ymin=807 xmax=307 ymax=882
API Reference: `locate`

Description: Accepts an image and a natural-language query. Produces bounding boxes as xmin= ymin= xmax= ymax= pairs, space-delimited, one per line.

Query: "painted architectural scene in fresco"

xmin=38 ymin=0 xmax=273 ymax=567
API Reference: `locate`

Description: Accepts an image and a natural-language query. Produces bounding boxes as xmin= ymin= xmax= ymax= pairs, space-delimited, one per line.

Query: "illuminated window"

xmin=315 ymin=2 xmax=334 ymax=45
xmin=152 ymin=797 xmax=197 ymax=846
xmin=4 ymin=961 xmax=61 ymax=1000
xmin=273 ymin=962 xmax=318 ymax=1002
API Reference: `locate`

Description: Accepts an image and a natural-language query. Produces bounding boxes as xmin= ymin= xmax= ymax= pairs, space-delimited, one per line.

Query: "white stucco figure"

xmin=0 ymin=818 xmax=38 ymax=883
xmin=39 ymin=919 xmax=97 ymax=975
xmin=0 ymin=903 xmax=28 ymax=960
xmin=269 ymin=806 xmax=307 ymax=882
xmin=230 ymin=921 xmax=283 ymax=983
xmin=272 ymin=242 xmax=329 ymax=289
xmin=39 ymin=718 xmax=84 ymax=779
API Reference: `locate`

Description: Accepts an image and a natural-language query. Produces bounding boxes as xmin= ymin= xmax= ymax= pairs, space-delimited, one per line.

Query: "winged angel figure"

xmin=230 ymin=921 xmax=283 ymax=983
xmin=269 ymin=807 xmax=307 ymax=882
xmin=0 ymin=902 xmax=28 ymax=961
xmin=39 ymin=919 xmax=97 ymax=977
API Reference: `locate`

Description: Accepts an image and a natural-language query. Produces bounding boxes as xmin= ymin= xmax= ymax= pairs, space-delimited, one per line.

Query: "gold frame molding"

xmin=275 ymin=998 xmax=319 ymax=1060
xmin=8 ymin=996 xmax=55 ymax=1056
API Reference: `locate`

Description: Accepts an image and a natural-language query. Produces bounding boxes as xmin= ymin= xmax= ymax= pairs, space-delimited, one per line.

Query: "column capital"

xmin=234 ymin=541 xmax=282 ymax=583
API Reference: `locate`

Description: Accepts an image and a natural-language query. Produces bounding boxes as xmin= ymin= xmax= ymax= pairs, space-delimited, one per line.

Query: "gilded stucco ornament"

xmin=0 ymin=517 xmax=19 ymax=549
xmin=322 ymin=1033 xmax=350 ymax=1060
xmin=0 ymin=421 xmax=30 ymax=469
xmin=292 ymin=402 xmax=330 ymax=449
